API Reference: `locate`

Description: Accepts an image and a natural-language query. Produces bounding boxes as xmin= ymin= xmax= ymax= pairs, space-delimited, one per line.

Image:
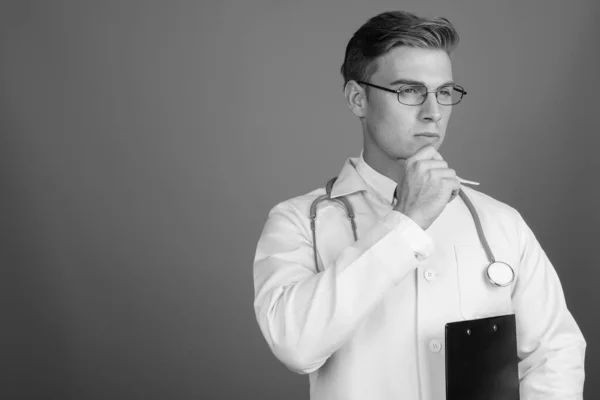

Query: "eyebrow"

xmin=389 ymin=79 xmax=455 ymax=87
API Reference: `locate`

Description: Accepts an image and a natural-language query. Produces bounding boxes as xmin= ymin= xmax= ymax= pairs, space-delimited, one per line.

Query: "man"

xmin=253 ymin=11 xmax=586 ymax=400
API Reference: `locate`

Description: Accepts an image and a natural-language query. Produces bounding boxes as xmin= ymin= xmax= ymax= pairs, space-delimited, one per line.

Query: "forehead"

xmin=371 ymin=46 xmax=453 ymax=85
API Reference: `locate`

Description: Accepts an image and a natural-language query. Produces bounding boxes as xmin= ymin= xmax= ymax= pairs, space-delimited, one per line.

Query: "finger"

xmin=445 ymin=177 xmax=462 ymax=202
xmin=436 ymin=167 xmax=457 ymax=177
xmin=446 ymin=176 xmax=461 ymax=192
xmin=416 ymin=144 xmax=444 ymax=161
xmin=415 ymin=160 xmax=451 ymax=172
xmin=408 ymin=145 xmax=438 ymax=163
xmin=449 ymin=189 xmax=459 ymax=203
xmin=430 ymin=148 xmax=444 ymax=161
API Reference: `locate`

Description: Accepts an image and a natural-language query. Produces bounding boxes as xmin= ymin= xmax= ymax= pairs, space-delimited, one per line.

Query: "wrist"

xmin=402 ymin=210 xmax=427 ymax=231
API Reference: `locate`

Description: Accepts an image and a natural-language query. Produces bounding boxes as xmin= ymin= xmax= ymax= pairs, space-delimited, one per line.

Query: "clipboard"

xmin=445 ymin=314 xmax=520 ymax=400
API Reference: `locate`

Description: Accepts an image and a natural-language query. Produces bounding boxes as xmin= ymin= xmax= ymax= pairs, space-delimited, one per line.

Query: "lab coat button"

xmin=424 ymin=269 xmax=437 ymax=281
xmin=429 ymin=339 xmax=442 ymax=353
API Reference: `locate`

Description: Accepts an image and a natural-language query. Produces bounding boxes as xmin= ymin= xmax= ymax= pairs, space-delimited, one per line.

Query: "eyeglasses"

xmin=356 ymin=81 xmax=467 ymax=106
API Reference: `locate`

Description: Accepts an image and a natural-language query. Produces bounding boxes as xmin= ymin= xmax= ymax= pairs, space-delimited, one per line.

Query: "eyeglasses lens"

xmin=398 ymin=85 xmax=463 ymax=105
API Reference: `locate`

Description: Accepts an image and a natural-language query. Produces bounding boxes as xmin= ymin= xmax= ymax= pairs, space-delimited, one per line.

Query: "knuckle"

xmin=414 ymin=160 xmax=426 ymax=173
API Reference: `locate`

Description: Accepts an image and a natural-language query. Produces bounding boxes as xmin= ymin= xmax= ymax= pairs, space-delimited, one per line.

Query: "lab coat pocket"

xmin=454 ymin=245 xmax=514 ymax=320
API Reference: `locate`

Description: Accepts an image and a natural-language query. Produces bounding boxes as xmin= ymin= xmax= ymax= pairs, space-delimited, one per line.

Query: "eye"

xmin=438 ymin=87 xmax=453 ymax=97
xmin=400 ymin=87 xmax=418 ymax=94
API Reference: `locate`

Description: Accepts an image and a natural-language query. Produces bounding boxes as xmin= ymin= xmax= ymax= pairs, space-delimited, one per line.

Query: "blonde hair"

xmin=340 ymin=11 xmax=459 ymax=86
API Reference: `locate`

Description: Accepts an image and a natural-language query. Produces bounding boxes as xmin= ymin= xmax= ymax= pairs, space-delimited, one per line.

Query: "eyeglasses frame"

xmin=355 ymin=80 xmax=467 ymax=106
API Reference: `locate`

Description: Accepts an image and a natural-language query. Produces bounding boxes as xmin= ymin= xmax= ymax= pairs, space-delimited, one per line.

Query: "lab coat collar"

xmin=330 ymin=152 xmax=399 ymax=203
xmin=355 ymin=152 xmax=398 ymax=204
xmin=329 ymin=156 xmax=370 ymax=199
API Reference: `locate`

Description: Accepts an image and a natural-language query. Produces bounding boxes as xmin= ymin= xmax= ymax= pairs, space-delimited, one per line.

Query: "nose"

xmin=418 ymin=92 xmax=442 ymax=123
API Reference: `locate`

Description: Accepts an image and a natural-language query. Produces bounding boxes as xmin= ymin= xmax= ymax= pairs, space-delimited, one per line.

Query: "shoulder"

xmin=458 ymin=185 xmax=527 ymax=244
xmin=460 ymin=185 xmax=520 ymax=219
xmin=264 ymin=186 xmax=328 ymax=234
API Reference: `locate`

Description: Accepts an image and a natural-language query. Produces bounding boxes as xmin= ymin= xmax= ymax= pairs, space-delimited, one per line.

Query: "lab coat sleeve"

xmin=253 ymin=201 xmax=432 ymax=374
xmin=513 ymin=211 xmax=586 ymax=399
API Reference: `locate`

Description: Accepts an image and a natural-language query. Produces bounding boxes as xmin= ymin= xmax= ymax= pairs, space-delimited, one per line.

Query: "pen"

xmin=457 ymin=177 xmax=480 ymax=186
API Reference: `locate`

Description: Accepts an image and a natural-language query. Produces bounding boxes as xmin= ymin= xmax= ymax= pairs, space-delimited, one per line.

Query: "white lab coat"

xmin=253 ymin=156 xmax=586 ymax=400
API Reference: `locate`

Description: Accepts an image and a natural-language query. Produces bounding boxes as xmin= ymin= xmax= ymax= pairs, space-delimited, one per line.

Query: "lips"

xmin=415 ymin=132 xmax=440 ymax=138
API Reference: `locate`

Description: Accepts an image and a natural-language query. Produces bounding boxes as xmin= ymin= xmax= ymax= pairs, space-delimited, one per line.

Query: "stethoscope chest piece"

xmin=311 ymin=177 xmax=516 ymax=289
xmin=486 ymin=261 xmax=515 ymax=287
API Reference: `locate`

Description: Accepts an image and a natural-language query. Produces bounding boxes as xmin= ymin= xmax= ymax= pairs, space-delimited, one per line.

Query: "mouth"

xmin=414 ymin=132 xmax=440 ymax=139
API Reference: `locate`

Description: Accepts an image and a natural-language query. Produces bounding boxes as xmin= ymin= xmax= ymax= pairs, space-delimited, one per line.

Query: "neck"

xmin=362 ymin=138 xmax=407 ymax=187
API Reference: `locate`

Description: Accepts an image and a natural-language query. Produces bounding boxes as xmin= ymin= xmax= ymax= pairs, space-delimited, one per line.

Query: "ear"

xmin=344 ymin=80 xmax=367 ymax=118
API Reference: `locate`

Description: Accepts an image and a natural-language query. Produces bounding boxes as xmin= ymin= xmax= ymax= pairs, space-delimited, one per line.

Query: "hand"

xmin=393 ymin=145 xmax=460 ymax=230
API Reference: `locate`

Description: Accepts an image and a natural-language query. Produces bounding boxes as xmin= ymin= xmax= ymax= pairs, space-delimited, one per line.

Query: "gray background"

xmin=1 ymin=0 xmax=598 ymax=399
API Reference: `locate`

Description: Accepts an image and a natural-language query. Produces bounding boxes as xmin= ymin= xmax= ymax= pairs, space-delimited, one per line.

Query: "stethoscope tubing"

xmin=309 ymin=181 xmax=514 ymax=287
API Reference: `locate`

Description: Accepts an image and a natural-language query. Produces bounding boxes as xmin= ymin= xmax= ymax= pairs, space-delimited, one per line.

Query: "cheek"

xmin=439 ymin=109 xmax=452 ymax=132
xmin=371 ymin=102 xmax=414 ymax=132
xmin=392 ymin=109 xmax=415 ymax=129
xmin=443 ymin=106 xmax=453 ymax=121
xmin=382 ymin=109 xmax=416 ymax=143
xmin=373 ymin=113 xmax=418 ymax=153
xmin=365 ymin=98 xmax=420 ymax=146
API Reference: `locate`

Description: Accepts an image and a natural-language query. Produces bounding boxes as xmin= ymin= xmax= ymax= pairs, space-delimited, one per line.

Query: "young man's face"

xmin=363 ymin=46 xmax=454 ymax=161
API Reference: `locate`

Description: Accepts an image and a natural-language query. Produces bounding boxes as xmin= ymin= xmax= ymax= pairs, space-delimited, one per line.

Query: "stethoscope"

xmin=309 ymin=177 xmax=515 ymax=287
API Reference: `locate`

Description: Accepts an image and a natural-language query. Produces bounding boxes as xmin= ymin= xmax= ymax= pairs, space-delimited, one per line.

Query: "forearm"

xmin=254 ymin=208 xmax=430 ymax=374
xmin=519 ymin=327 xmax=586 ymax=398
xmin=514 ymin=213 xmax=587 ymax=398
